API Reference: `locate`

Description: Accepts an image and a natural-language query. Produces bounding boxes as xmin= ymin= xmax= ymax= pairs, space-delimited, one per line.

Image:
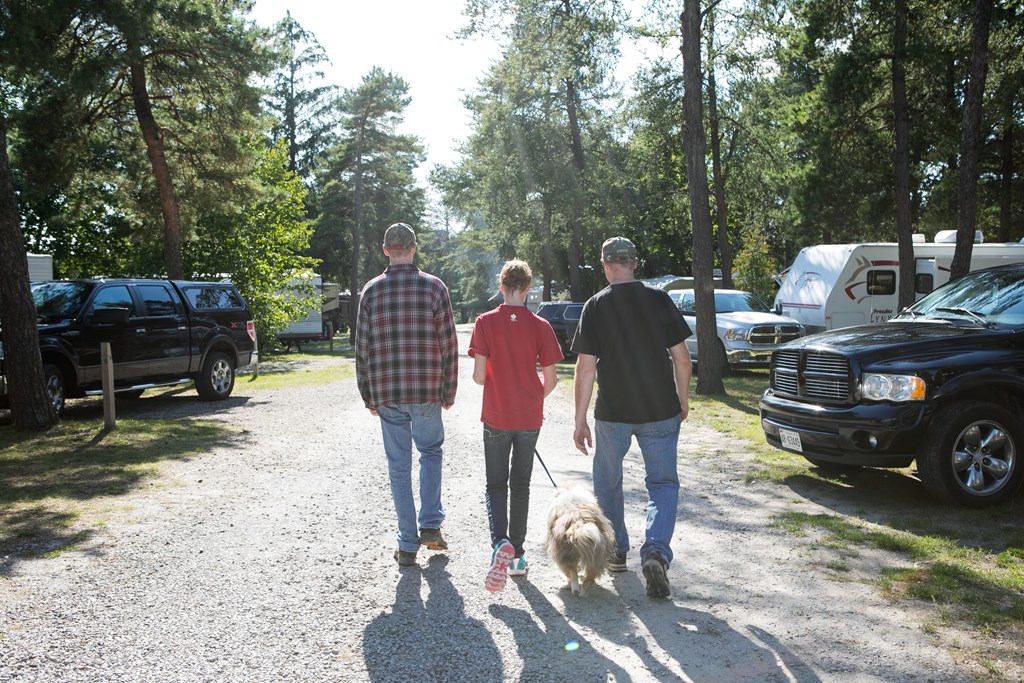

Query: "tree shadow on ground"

xmin=363 ymin=556 xmax=503 ymax=682
xmin=783 ymin=466 xmax=1024 ymax=553
xmin=0 ymin=415 xmax=243 ymax=571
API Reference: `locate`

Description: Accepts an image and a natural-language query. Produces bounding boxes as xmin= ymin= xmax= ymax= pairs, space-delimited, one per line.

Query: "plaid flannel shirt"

xmin=355 ymin=263 xmax=459 ymax=409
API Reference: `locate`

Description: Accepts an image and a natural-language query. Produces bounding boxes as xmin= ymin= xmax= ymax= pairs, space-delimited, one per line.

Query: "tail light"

xmin=246 ymin=320 xmax=256 ymax=342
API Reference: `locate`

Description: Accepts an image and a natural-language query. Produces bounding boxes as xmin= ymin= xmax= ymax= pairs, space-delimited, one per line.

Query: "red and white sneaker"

xmin=485 ymin=540 xmax=515 ymax=593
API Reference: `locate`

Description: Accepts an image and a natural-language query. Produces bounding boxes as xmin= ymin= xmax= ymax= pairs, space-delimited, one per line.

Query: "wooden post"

xmin=100 ymin=342 xmax=115 ymax=429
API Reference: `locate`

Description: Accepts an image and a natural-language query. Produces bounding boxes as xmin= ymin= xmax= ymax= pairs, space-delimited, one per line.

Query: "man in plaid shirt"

xmin=356 ymin=222 xmax=459 ymax=568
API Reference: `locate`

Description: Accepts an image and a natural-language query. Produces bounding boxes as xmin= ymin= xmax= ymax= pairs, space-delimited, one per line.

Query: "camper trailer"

xmin=773 ymin=231 xmax=1024 ymax=333
xmin=27 ymin=253 xmax=53 ymax=281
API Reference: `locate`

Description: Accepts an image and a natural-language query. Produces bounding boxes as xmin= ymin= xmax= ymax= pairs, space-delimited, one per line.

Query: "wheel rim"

xmin=211 ymin=359 xmax=232 ymax=393
xmin=45 ymin=372 xmax=64 ymax=410
xmin=949 ymin=420 xmax=1015 ymax=496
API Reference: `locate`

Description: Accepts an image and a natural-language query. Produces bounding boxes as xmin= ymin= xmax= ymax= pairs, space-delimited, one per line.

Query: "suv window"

xmin=183 ymin=286 xmax=244 ymax=310
xmin=90 ymin=285 xmax=137 ymax=317
xmin=139 ymin=284 xmax=181 ymax=316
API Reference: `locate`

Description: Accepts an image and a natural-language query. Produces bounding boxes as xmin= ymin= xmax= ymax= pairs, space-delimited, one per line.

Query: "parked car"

xmin=759 ymin=263 xmax=1024 ymax=507
xmin=535 ymin=301 xmax=584 ymax=357
xmin=0 ymin=278 xmax=256 ymax=415
xmin=668 ymin=289 xmax=805 ymax=372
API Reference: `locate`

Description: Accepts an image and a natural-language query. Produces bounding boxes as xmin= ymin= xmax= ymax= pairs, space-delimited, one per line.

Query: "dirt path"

xmin=0 ymin=326 xmax=1009 ymax=681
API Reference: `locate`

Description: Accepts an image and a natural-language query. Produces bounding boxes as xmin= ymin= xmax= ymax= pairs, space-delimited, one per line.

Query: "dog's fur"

xmin=544 ymin=486 xmax=615 ymax=596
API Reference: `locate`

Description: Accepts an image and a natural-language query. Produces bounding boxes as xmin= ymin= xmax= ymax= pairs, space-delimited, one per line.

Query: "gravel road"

xmin=0 ymin=326 xmax=1013 ymax=682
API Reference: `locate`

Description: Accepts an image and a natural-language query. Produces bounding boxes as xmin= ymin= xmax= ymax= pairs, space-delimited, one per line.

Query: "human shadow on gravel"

xmin=363 ymin=556 xmax=504 ymax=683
xmin=494 ymin=581 xmax=632 ymax=682
xmin=580 ymin=571 xmax=822 ymax=683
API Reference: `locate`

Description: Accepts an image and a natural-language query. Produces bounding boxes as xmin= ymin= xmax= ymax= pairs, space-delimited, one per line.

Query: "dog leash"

xmin=534 ymin=449 xmax=558 ymax=488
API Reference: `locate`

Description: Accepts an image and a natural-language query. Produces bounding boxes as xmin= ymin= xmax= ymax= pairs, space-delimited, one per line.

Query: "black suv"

xmin=536 ymin=301 xmax=584 ymax=356
xmin=0 ymin=279 xmax=256 ymax=415
xmin=760 ymin=263 xmax=1024 ymax=507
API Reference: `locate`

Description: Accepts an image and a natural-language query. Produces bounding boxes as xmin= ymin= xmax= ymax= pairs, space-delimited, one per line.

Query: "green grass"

xmin=0 ymin=418 xmax=238 ymax=560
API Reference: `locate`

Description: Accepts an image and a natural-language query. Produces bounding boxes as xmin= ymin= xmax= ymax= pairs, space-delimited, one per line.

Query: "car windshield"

xmin=673 ymin=290 xmax=769 ymax=314
xmin=32 ymin=281 xmax=93 ymax=323
xmin=897 ymin=268 xmax=1024 ymax=326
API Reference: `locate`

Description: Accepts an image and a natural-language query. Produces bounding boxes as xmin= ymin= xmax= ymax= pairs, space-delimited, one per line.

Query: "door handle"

xmin=135 ymin=328 xmax=146 ymax=334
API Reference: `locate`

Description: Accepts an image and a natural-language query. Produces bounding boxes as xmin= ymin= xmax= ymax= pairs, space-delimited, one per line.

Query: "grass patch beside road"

xmin=686 ymin=372 xmax=1024 ymax=649
xmin=0 ymin=419 xmax=237 ymax=561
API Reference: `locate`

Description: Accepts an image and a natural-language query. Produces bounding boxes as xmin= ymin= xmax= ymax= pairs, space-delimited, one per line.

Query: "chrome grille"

xmin=748 ymin=324 xmax=804 ymax=345
xmin=770 ymin=350 xmax=851 ymax=403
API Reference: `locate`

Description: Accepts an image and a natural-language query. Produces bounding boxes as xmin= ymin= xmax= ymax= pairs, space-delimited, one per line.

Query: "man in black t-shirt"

xmin=571 ymin=236 xmax=692 ymax=599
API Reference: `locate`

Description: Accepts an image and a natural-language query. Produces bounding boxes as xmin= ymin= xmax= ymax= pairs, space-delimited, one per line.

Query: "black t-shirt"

xmin=571 ymin=281 xmax=691 ymax=423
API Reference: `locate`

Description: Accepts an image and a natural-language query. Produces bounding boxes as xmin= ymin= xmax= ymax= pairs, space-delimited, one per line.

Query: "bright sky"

xmin=249 ymin=1 xmax=663 ymax=188
xmin=249 ymin=1 xmax=501 ymax=184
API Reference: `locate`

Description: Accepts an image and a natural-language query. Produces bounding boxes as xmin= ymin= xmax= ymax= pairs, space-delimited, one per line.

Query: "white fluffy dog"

xmin=544 ymin=486 xmax=616 ymax=596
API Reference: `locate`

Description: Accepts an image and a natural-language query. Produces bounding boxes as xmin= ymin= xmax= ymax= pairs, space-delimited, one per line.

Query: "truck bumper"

xmin=759 ymin=389 xmax=926 ymax=467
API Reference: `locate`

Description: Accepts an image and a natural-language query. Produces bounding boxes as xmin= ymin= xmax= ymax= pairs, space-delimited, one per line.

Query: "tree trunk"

xmin=998 ymin=117 xmax=1014 ymax=243
xmin=348 ymin=147 xmax=364 ymax=344
xmin=892 ymin=0 xmax=915 ymax=310
xmin=128 ymin=44 xmax=185 ymax=280
xmin=565 ymin=76 xmax=586 ymax=302
xmin=707 ymin=9 xmax=732 ymax=289
xmin=681 ymin=3 xmax=725 ymax=396
xmin=541 ymin=202 xmax=553 ymax=302
xmin=950 ymin=0 xmax=993 ymax=280
xmin=0 ymin=112 xmax=58 ymax=430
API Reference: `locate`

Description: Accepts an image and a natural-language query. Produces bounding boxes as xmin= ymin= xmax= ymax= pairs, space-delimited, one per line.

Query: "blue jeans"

xmin=592 ymin=416 xmax=680 ymax=565
xmin=377 ymin=403 xmax=446 ymax=553
xmin=483 ymin=425 xmax=539 ymax=557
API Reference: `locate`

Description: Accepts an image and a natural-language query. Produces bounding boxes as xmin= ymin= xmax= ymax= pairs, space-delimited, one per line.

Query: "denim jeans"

xmin=483 ymin=424 xmax=539 ymax=557
xmin=377 ymin=403 xmax=446 ymax=553
xmin=592 ymin=415 xmax=680 ymax=565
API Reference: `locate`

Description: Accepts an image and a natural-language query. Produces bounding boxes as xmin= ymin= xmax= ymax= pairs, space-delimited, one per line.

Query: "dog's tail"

xmin=551 ymin=517 xmax=612 ymax=580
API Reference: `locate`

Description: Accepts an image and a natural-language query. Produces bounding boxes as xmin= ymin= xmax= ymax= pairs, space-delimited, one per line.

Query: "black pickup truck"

xmin=760 ymin=263 xmax=1024 ymax=507
xmin=0 ymin=278 xmax=256 ymax=415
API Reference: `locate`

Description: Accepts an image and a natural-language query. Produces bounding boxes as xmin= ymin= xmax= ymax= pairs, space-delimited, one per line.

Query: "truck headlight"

xmin=862 ymin=373 xmax=925 ymax=402
xmin=723 ymin=329 xmax=747 ymax=341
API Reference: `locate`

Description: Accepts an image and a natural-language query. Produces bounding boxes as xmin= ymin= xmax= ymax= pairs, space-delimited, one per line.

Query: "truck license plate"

xmin=780 ymin=429 xmax=803 ymax=452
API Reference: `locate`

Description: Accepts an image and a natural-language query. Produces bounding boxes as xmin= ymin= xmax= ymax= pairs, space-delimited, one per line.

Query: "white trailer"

xmin=28 ymin=253 xmax=53 ymax=281
xmin=773 ymin=232 xmax=1024 ymax=333
xmin=275 ymin=275 xmax=324 ymax=350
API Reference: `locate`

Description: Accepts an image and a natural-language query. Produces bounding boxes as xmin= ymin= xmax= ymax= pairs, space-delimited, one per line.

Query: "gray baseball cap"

xmin=601 ymin=236 xmax=637 ymax=263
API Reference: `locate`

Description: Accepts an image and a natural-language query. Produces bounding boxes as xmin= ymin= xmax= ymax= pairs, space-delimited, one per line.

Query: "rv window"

xmin=867 ymin=270 xmax=896 ymax=296
xmin=914 ymin=273 xmax=933 ymax=294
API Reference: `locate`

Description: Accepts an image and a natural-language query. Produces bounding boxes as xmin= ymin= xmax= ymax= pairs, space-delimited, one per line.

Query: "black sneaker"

xmin=608 ymin=552 xmax=627 ymax=572
xmin=642 ymin=554 xmax=670 ymax=598
xmin=419 ymin=527 xmax=448 ymax=551
xmin=394 ymin=549 xmax=418 ymax=567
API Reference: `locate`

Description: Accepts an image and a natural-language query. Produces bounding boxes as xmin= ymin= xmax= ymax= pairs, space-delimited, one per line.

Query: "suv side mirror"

xmin=87 ymin=307 xmax=130 ymax=325
xmin=773 ymin=302 xmax=782 ymax=315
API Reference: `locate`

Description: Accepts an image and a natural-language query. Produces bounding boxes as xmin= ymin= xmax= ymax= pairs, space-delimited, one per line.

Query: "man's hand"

xmin=443 ymin=403 xmax=453 ymax=410
xmin=368 ymin=407 xmax=378 ymax=417
xmin=573 ymin=422 xmax=592 ymax=455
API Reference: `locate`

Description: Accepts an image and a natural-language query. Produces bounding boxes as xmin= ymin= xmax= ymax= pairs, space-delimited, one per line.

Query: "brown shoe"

xmin=419 ymin=527 xmax=448 ymax=551
xmin=642 ymin=554 xmax=670 ymax=598
xmin=394 ymin=549 xmax=417 ymax=567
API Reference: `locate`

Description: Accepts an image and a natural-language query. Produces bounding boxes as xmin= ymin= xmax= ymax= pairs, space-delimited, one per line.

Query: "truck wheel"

xmin=43 ymin=363 xmax=66 ymax=416
xmin=918 ymin=401 xmax=1024 ymax=507
xmin=196 ymin=351 xmax=235 ymax=401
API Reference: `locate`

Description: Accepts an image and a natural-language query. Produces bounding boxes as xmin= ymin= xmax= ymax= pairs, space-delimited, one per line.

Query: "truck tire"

xmin=43 ymin=363 xmax=66 ymax=416
xmin=195 ymin=351 xmax=235 ymax=401
xmin=918 ymin=401 xmax=1024 ymax=507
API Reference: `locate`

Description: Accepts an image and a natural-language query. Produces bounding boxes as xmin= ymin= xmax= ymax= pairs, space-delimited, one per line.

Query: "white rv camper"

xmin=27 ymin=253 xmax=54 ymax=281
xmin=275 ymin=275 xmax=324 ymax=350
xmin=773 ymin=231 xmax=1024 ymax=333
